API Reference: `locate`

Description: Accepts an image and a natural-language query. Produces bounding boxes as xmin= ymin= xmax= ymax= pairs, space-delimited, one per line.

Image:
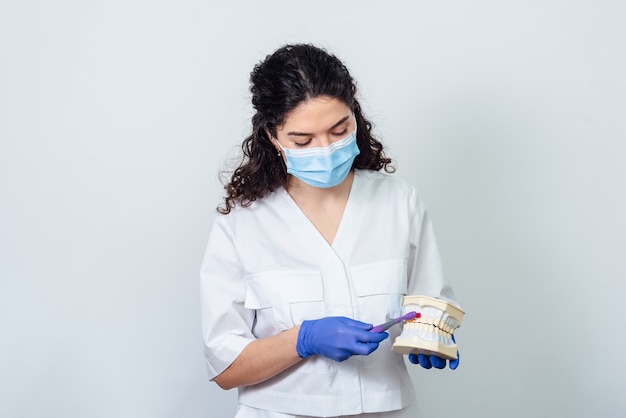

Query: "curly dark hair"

xmin=218 ymin=43 xmax=394 ymax=214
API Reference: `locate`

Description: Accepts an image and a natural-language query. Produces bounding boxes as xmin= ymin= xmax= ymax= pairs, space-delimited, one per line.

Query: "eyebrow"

xmin=286 ymin=115 xmax=350 ymax=136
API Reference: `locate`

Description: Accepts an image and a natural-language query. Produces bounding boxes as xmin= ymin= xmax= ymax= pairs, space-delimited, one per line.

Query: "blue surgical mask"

xmin=278 ymin=129 xmax=360 ymax=188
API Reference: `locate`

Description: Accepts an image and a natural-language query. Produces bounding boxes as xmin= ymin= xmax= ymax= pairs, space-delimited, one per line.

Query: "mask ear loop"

xmin=271 ymin=138 xmax=288 ymax=174
xmin=270 ymin=136 xmax=285 ymax=161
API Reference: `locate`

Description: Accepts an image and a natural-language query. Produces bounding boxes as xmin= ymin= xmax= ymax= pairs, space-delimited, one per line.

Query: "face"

xmin=270 ymin=96 xmax=355 ymax=151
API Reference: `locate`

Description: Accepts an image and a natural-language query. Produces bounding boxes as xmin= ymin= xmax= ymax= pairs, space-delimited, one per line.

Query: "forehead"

xmin=280 ymin=96 xmax=351 ymax=132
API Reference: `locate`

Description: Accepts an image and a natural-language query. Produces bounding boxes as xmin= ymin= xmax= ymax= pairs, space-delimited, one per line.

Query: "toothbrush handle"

xmin=370 ymin=312 xmax=419 ymax=333
xmin=370 ymin=318 xmax=399 ymax=333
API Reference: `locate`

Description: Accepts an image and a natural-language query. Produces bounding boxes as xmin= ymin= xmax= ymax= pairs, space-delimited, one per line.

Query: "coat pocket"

xmin=244 ymin=270 xmax=333 ymax=375
xmin=350 ymin=259 xmax=408 ymax=369
xmin=244 ymin=270 xmax=325 ymax=332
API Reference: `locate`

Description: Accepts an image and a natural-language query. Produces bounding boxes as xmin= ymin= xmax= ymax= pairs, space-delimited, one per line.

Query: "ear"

xmin=267 ymin=129 xmax=282 ymax=153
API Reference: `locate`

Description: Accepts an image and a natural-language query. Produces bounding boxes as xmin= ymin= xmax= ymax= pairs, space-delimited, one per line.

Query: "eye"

xmin=293 ymin=139 xmax=312 ymax=147
xmin=332 ymin=128 xmax=348 ymax=137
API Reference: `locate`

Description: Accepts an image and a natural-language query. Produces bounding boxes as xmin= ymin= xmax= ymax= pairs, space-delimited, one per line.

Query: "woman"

xmin=201 ymin=43 xmax=460 ymax=418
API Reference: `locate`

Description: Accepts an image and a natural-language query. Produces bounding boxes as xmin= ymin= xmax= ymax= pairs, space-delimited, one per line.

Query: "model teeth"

xmin=399 ymin=325 xmax=455 ymax=346
xmin=402 ymin=303 xmax=460 ymax=338
xmin=393 ymin=295 xmax=465 ymax=360
xmin=402 ymin=321 xmax=455 ymax=345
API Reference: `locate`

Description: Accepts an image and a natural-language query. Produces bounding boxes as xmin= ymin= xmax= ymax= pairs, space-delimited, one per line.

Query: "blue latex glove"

xmin=408 ymin=335 xmax=460 ymax=370
xmin=297 ymin=316 xmax=389 ymax=362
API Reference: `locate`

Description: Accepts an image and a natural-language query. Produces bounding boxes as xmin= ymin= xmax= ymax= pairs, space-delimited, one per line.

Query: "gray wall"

xmin=2 ymin=1 xmax=625 ymax=417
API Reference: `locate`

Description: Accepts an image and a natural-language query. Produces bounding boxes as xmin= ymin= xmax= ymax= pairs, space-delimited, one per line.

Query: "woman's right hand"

xmin=296 ymin=316 xmax=389 ymax=362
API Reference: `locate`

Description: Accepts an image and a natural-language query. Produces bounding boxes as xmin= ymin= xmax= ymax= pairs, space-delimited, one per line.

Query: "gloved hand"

xmin=297 ymin=316 xmax=389 ymax=362
xmin=408 ymin=335 xmax=460 ymax=370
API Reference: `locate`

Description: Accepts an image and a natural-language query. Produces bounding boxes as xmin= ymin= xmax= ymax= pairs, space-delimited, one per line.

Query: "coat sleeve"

xmin=200 ymin=215 xmax=255 ymax=380
xmin=406 ymin=186 xmax=458 ymax=305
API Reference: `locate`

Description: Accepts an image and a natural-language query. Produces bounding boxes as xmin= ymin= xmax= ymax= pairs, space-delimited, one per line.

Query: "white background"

xmin=1 ymin=1 xmax=625 ymax=417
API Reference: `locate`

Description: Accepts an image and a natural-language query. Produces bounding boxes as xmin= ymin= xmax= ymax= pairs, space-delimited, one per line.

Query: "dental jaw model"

xmin=392 ymin=295 xmax=464 ymax=360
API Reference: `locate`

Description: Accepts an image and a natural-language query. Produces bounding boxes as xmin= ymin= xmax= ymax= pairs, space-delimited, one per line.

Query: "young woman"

xmin=201 ymin=43 xmax=460 ymax=418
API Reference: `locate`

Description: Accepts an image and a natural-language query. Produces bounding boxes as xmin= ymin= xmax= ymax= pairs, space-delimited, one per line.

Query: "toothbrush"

xmin=370 ymin=311 xmax=420 ymax=333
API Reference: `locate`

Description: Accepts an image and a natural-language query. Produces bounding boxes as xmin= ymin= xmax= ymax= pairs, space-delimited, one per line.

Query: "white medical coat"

xmin=201 ymin=169 xmax=456 ymax=417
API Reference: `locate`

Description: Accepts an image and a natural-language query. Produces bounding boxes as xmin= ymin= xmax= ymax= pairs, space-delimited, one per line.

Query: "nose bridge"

xmin=317 ymin=132 xmax=333 ymax=147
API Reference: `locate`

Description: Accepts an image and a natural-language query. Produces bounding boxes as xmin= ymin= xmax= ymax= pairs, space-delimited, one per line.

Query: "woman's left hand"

xmin=407 ymin=335 xmax=460 ymax=370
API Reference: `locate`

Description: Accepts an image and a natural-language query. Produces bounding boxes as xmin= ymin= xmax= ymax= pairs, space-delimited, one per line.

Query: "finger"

xmin=354 ymin=341 xmax=381 ymax=356
xmin=356 ymin=330 xmax=388 ymax=343
xmin=450 ymin=351 xmax=460 ymax=370
xmin=417 ymin=354 xmax=432 ymax=369
xmin=408 ymin=354 xmax=419 ymax=364
xmin=430 ymin=355 xmax=446 ymax=369
xmin=449 ymin=357 xmax=459 ymax=370
xmin=339 ymin=317 xmax=374 ymax=330
xmin=333 ymin=353 xmax=351 ymax=362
